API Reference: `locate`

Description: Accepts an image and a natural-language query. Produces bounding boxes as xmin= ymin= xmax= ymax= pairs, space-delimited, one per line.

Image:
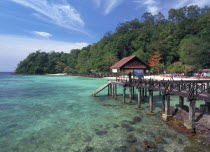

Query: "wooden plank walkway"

xmin=92 ymin=81 xmax=112 ymax=96
xmin=130 ymin=78 xmax=210 ymax=101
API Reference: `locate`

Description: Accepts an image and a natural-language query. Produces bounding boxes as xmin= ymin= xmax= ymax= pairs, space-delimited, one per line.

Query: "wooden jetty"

xmin=92 ymin=81 xmax=112 ymax=96
xmin=92 ymin=77 xmax=210 ymax=130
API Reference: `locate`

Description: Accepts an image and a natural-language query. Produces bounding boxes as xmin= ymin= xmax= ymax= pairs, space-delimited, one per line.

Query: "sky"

xmin=0 ymin=0 xmax=210 ymax=72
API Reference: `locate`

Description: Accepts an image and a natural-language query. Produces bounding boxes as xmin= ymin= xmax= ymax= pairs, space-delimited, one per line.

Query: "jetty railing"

xmin=93 ymin=76 xmax=210 ymax=130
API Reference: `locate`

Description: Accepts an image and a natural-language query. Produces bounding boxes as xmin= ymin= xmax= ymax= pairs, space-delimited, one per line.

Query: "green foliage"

xmin=16 ymin=51 xmax=68 ymax=74
xmin=179 ymin=36 xmax=210 ymax=68
xmin=16 ymin=5 xmax=210 ymax=74
xmin=167 ymin=64 xmax=190 ymax=73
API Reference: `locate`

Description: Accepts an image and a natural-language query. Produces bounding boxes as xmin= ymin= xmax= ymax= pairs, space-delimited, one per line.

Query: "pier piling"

xmin=137 ymin=88 xmax=142 ymax=109
xmin=111 ymin=84 xmax=114 ymax=98
xmin=142 ymin=89 xmax=145 ymax=102
xmin=187 ymin=100 xmax=196 ymax=129
xmin=161 ymin=94 xmax=165 ymax=113
xmin=114 ymin=84 xmax=117 ymax=99
xmin=132 ymin=87 xmax=135 ymax=99
xmin=147 ymin=90 xmax=154 ymax=114
xmin=145 ymin=89 xmax=147 ymax=97
xmin=162 ymin=95 xmax=172 ymax=121
xmin=123 ymin=87 xmax=126 ymax=104
xmin=129 ymin=87 xmax=132 ymax=103
xmin=179 ymin=96 xmax=184 ymax=108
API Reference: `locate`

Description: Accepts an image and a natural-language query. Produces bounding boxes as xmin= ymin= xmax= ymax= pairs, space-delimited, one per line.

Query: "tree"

xmin=55 ymin=61 xmax=66 ymax=73
xmin=148 ymin=51 xmax=162 ymax=73
xmin=154 ymin=12 xmax=165 ymax=25
xmin=168 ymin=7 xmax=186 ymax=22
xmin=179 ymin=36 xmax=210 ymax=68
xmin=141 ymin=12 xmax=154 ymax=25
xmin=186 ymin=5 xmax=200 ymax=19
xmin=167 ymin=64 xmax=189 ymax=73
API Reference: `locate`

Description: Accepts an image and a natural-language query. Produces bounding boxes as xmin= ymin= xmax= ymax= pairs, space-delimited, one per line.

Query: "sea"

xmin=0 ymin=72 xmax=207 ymax=152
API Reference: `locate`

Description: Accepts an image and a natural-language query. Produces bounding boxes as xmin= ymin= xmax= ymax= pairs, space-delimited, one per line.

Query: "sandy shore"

xmin=103 ymin=77 xmax=116 ymax=79
xmin=46 ymin=73 xmax=67 ymax=75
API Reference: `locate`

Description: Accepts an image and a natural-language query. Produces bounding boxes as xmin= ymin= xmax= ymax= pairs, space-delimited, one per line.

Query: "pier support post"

xmin=122 ymin=87 xmax=126 ymax=104
xmin=161 ymin=94 xmax=165 ymax=113
xmin=205 ymin=102 xmax=210 ymax=112
xmin=137 ymin=88 xmax=142 ymax=109
xmin=185 ymin=100 xmax=196 ymax=129
xmin=162 ymin=95 xmax=172 ymax=121
xmin=109 ymin=84 xmax=112 ymax=96
xmin=179 ymin=96 xmax=184 ymax=108
xmin=129 ymin=87 xmax=132 ymax=104
xmin=114 ymin=84 xmax=117 ymax=99
xmin=147 ymin=90 xmax=155 ymax=114
xmin=145 ymin=89 xmax=147 ymax=97
xmin=112 ymin=84 xmax=114 ymax=98
xmin=207 ymin=82 xmax=210 ymax=93
xmin=142 ymin=89 xmax=145 ymax=102
xmin=132 ymin=87 xmax=135 ymax=99
xmin=108 ymin=84 xmax=110 ymax=96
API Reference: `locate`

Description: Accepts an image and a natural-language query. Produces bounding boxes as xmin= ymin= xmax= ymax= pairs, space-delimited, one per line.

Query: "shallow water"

xmin=0 ymin=73 xmax=205 ymax=152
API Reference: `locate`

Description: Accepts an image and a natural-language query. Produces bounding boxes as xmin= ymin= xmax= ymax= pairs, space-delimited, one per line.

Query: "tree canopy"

xmin=16 ymin=5 xmax=210 ymax=74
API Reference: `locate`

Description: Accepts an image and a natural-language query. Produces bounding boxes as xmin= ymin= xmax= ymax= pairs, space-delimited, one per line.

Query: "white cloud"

xmin=93 ymin=0 xmax=124 ymax=15
xmin=133 ymin=0 xmax=210 ymax=15
xmin=0 ymin=35 xmax=88 ymax=71
xmin=11 ymin=0 xmax=84 ymax=32
xmin=33 ymin=31 xmax=52 ymax=38
xmin=173 ymin=0 xmax=210 ymax=9
xmin=144 ymin=0 xmax=156 ymax=5
xmin=133 ymin=0 xmax=160 ymax=14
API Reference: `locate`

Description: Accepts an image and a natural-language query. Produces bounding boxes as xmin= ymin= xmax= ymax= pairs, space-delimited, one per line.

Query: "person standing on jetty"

xmin=197 ymin=72 xmax=201 ymax=80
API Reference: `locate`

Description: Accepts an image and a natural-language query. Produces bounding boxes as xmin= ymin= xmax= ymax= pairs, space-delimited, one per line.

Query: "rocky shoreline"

xmin=168 ymin=108 xmax=210 ymax=145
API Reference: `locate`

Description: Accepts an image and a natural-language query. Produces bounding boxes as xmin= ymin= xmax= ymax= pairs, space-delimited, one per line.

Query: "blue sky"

xmin=0 ymin=0 xmax=210 ymax=72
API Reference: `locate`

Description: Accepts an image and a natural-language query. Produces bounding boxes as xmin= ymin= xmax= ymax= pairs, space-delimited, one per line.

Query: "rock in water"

xmin=133 ymin=116 xmax=141 ymax=123
xmin=128 ymin=146 xmax=137 ymax=152
xmin=141 ymin=139 xmax=156 ymax=150
xmin=83 ymin=146 xmax=93 ymax=152
xmin=95 ymin=129 xmax=108 ymax=135
xmin=154 ymin=136 xmax=167 ymax=144
xmin=126 ymin=135 xmax=137 ymax=143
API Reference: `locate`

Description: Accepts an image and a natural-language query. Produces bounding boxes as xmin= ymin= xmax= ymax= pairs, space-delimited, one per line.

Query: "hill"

xmin=16 ymin=5 xmax=210 ymax=74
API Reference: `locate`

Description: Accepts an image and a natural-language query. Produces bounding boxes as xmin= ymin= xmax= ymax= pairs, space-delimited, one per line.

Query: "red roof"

xmin=202 ymin=69 xmax=210 ymax=72
xmin=110 ymin=56 xmax=135 ymax=69
xmin=110 ymin=56 xmax=149 ymax=69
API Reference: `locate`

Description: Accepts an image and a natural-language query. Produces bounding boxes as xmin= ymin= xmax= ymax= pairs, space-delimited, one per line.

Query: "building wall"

xmin=123 ymin=59 xmax=147 ymax=69
xmin=112 ymin=69 xmax=118 ymax=73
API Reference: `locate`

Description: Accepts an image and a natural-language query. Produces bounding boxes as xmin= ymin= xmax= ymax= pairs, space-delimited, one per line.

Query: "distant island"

xmin=16 ymin=5 xmax=210 ymax=75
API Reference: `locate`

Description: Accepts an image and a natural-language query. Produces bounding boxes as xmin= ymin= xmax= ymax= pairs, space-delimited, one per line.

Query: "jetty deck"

xmin=92 ymin=77 xmax=210 ymax=130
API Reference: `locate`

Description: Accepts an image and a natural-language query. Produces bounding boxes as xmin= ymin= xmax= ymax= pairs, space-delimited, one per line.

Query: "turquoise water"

xmin=0 ymin=73 xmax=200 ymax=151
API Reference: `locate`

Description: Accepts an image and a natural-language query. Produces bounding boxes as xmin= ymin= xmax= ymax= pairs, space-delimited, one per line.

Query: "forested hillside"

xmin=16 ymin=5 xmax=210 ymax=74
